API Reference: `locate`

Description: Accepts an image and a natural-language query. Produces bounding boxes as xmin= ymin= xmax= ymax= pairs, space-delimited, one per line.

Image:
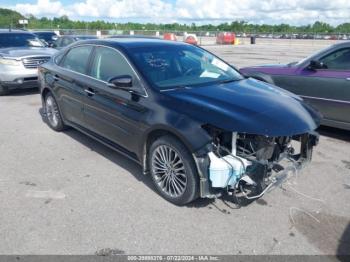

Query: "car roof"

xmin=32 ymin=31 xmax=56 ymax=34
xmin=71 ymin=38 xmax=186 ymax=49
xmin=108 ymin=35 xmax=161 ymax=39
xmin=61 ymin=35 xmax=97 ymax=38
xmin=0 ymin=29 xmax=34 ymax=34
xmin=330 ymin=41 xmax=350 ymax=48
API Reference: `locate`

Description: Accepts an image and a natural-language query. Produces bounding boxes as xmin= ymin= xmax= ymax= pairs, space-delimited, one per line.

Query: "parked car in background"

xmin=52 ymin=35 xmax=98 ymax=49
xmin=184 ymin=34 xmax=198 ymax=45
xmin=109 ymin=35 xmax=160 ymax=40
xmin=0 ymin=30 xmax=56 ymax=95
xmin=216 ymin=32 xmax=236 ymax=44
xmin=163 ymin=33 xmax=177 ymax=41
xmin=39 ymin=38 xmax=319 ymax=205
xmin=240 ymin=41 xmax=350 ymax=130
xmin=32 ymin=31 xmax=58 ymax=47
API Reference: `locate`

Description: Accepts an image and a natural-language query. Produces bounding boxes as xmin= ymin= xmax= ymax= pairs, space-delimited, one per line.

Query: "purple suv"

xmin=240 ymin=41 xmax=350 ymax=130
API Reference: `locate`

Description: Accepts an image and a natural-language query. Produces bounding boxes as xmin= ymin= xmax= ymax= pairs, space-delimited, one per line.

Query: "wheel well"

xmin=142 ymin=129 xmax=193 ymax=174
xmin=41 ymin=87 xmax=51 ymax=100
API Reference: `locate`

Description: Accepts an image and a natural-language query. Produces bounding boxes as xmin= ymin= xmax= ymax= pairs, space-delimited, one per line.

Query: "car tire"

xmin=0 ymin=85 xmax=9 ymax=96
xmin=44 ymin=92 xmax=66 ymax=131
xmin=148 ymin=135 xmax=199 ymax=205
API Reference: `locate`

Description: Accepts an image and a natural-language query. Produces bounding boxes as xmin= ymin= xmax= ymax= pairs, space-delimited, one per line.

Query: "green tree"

xmin=0 ymin=8 xmax=24 ymax=28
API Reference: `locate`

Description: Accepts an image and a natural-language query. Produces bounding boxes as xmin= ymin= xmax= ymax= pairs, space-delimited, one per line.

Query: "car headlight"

xmin=0 ymin=57 xmax=21 ymax=66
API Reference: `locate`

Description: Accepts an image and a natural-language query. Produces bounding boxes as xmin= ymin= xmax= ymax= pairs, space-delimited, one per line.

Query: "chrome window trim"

xmin=54 ymin=43 xmax=148 ymax=98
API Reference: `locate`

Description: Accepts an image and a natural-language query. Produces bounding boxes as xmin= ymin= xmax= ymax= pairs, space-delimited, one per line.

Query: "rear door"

xmin=83 ymin=46 xmax=148 ymax=153
xmin=53 ymin=45 xmax=94 ymax=126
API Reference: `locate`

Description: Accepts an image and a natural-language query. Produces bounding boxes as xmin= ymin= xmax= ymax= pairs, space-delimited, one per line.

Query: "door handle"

xmin=84 ymin=89 xmax=95 ymax=96
xmin=53 ymin=74 xmax=74 ymax=84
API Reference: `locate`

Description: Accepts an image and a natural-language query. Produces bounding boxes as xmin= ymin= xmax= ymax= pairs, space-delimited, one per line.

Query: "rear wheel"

xmin=149 ymin=135 xmax=199 ymax=205
xmin=0 ymin=85 xmax=9 ymax=96
xmin=44 ymin=93 xmax=66 ymax=131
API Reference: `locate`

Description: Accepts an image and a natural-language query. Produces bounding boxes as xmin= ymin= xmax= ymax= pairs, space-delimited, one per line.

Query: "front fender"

xmin=141 ymin=115 xmax=212 ymax=155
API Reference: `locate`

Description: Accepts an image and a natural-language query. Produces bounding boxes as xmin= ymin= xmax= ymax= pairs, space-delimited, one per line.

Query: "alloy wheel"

xmin=151 ymin=145 xmax=187 ymax=198
xmin=45 ymin=95 xmax=59 ymax=128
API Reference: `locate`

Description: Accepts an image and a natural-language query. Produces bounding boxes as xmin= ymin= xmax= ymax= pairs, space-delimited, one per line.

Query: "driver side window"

xmin=89 ymin=47 xmax=138 ymax=83
xmin=320 ymin=48 xmax=350 ymax=70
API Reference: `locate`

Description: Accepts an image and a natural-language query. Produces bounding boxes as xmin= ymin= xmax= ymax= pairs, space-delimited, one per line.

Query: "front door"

xmin=83 ymin=46 xmax=148 ymax=153
xmin=275 ymin=48 xmax=350 ymax=127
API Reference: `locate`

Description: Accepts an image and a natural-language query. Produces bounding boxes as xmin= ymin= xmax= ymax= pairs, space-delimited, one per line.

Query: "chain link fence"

xmin=30 ymin=28 xmax=350 ymax=46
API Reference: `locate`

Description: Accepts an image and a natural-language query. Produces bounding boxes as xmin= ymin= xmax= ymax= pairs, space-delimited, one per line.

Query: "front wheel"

xmin=148 ymin=135 xmax=199 ymax=205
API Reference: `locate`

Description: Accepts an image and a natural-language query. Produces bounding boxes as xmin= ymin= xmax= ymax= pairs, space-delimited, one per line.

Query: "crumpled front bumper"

xmin=193 ymin=131 xmax=319 ymax=199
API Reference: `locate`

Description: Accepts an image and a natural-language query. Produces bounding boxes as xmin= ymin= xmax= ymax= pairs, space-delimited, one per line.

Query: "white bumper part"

xmin=208 ymin=152 xmax=250 ymax=188
xmin=0 ymin=64 xmax=37 ymax=82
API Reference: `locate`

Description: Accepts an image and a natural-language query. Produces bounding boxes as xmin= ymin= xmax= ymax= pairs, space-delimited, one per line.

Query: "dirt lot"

xmin=0 ymin=40 xmax=349 ymax=256
xmin=205 ymin=38 xmax=340 ymax=68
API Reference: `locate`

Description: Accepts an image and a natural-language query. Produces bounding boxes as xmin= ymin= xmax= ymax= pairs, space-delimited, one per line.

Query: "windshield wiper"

xmin=160 ymin=85 xmax=189 ymax=92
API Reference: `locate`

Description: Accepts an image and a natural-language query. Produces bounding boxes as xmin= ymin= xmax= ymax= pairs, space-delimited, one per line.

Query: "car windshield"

xmin=34 ymin=32 xmax=56 ymax=42
xmin=127 ymin=44 xmax=243 ymax=90
xmin=0 ymin=33 xmax=45 ymax=48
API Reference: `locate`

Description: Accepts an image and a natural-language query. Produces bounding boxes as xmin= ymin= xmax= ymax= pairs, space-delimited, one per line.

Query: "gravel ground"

xmin=0 ymin=40 xmax=349 ymax=256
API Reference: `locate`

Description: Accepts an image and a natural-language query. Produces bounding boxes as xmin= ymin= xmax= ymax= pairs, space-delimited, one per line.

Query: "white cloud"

xmin=15 ymin=0 xmax=66 ymax=16
xmin=12 ymin=0 xmax=350 ymax=25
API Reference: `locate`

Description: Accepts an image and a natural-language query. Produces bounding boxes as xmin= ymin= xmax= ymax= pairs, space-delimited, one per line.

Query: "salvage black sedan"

xmin=38 ymin=39 xmax=320 ymax=205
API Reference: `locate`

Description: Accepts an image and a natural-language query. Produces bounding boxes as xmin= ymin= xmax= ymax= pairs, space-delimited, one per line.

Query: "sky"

xmin=1 ymin=0 xmax=350 ymax=25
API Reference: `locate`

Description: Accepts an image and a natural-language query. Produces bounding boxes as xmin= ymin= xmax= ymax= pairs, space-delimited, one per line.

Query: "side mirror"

xmin=108 ymin=75 xmax=133 ymax=90
xmin=308 ymin=60 xmax=326 ymax=70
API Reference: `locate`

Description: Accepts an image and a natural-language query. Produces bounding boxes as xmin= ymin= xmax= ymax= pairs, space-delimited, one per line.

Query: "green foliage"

xmin=1 ymin=8 xmax=350 ymax=33
xmin=0 ymin=8 xmax=24 ymax=29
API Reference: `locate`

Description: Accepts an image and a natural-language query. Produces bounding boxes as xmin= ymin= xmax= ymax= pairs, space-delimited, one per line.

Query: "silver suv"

xmin=0 ymin=30 xmax=57 ymax=95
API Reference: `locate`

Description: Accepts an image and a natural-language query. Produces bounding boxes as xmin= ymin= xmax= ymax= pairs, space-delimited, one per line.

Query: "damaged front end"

xmin=194 ymin=126 xmax=319 ymax=202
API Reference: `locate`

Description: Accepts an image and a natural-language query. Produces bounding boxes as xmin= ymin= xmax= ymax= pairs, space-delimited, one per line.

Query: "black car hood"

xmin=163 ymin=78 xmax=321 ymax=136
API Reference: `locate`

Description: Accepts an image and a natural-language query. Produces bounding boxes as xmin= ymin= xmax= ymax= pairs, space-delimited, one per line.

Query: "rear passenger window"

xmin=89 ymin=47 xmax=137 ymax=82
xmin=61 ymin=46 xmax=93 ymax=74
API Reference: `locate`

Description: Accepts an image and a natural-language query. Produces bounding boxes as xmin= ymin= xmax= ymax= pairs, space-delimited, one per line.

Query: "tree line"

xmin=1 ymin=8 xmax=350 ymax=33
